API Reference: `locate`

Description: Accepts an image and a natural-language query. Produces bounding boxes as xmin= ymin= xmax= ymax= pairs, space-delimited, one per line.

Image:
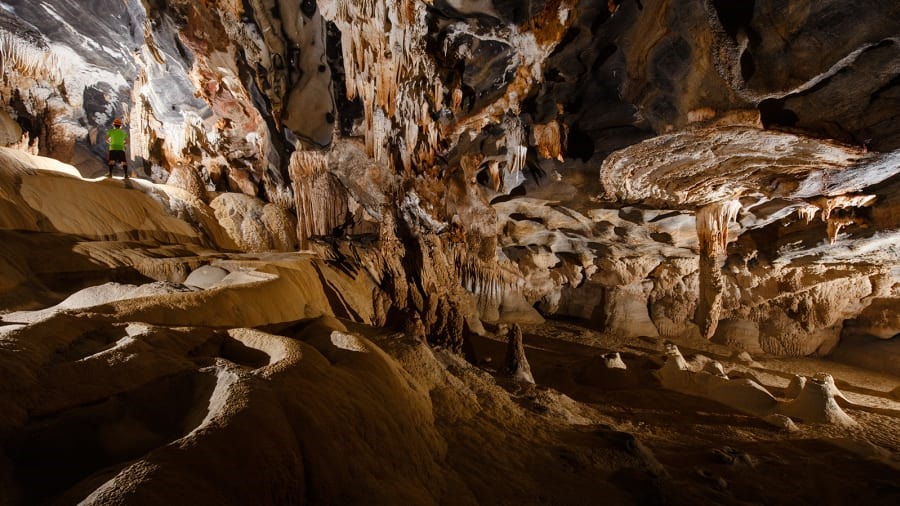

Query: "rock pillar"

xmin=694 ymin=200 xmax=741 ymax=338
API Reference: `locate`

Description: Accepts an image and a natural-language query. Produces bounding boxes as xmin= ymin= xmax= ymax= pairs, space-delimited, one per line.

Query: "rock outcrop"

xmin=1 ymin=0 xmax=898 ymax=359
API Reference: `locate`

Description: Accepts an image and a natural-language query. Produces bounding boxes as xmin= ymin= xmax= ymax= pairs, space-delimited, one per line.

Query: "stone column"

xmin=694 ymin=200 xmax=741 ymax=338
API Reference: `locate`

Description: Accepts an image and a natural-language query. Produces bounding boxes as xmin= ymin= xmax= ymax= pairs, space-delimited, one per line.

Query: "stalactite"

xmin=420 ymin=121 xmax=439 ymax=168
xmin=446 ymin=2 xmax=577 ymax=142
xmin=826 ymin=216 xmax=865 ymax=244
xmin=10 ymin=131 xmax=39 ymax=155
xmin=806 ymin=194 xmax=875 ymax=243
xmin=234 ymin=0 xmax=286 ymax=124
xmin=289 ymin=150 xmax=349 ymax=249
xmin=501 ymin=118 xmax=528 ymax=192
xmin=320 ymin=0 xmax=442 ymax=176
xmin=487 ymin=160 xmax=502 ymax=191
xmin=316 ymin=0 xmax=574 ymax=346
xmin=813 ymin=194 xmax=876 ymax=221
xmin=451 ymin=245 xmax=520 ymax=308
xmin=797 ymin=204 xmax=819 ymax=224
xmin=451 ymin=86 xmax=463 ymax=112
xmin=0 ymin=29 xmax=62 ymax=83
xmin=696 ymin=200 xmax=742 ymax=257
xmin=130 ymin=74 xmax=150 ymax=163
xmin=372 ymin=108 xmax=391 ymax=164
xmin=533 ymin=120 xmax=564 ymax=162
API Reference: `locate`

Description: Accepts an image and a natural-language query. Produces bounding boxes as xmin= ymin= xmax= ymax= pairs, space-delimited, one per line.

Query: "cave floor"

xmin=0 ymin=232 xmax=898 ymax=505
xmin=470 ymin=320 xmax=900 ymax=505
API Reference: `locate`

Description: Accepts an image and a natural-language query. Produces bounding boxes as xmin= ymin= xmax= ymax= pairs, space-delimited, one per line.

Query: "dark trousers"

xmin=108 ymin=150 xmax=127 ymax=175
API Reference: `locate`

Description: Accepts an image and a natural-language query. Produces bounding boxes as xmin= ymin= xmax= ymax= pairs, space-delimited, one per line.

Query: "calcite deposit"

xmin=1 ymin=0 xmax=898 ymax=504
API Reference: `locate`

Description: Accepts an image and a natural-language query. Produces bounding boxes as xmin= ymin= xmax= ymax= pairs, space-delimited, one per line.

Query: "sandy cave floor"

xmin=0 ymin=232 xmax=898 ymax=505
xmin=469 ymin=320 xmax=900 ymax=504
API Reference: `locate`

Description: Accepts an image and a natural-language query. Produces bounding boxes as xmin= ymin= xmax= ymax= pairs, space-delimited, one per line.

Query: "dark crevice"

xmin=566 ymin=125 xmax=595 ymax=162
xmin=549 ymin=26 xmax=582 ymax=58
xmin=312 ymin=263 xmax=362 ymax=322
xmin=758 ymin=97 xmax=799 ymax=128
xmin=300 ymin=0 xmax=317 ymax=19
xmin=326 ymin=21 xmax=363 ymax=137
xmin=595 ymin=44 xmax=619 ymax=68
xmin=711 ymin=0 xmax=756 ymax=39
xmin=740 ymin=49 xmax=755 ymax=81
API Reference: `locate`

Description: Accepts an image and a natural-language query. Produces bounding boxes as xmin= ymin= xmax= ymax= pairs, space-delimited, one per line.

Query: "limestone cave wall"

xmin=1 ymin=0 xmax=898 ymax=362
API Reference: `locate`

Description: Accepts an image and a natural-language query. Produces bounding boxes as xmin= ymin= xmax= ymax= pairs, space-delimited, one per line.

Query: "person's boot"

xmin=123 ymin=166 xmax=129 ymax=179
xmin=107 ymin=166 xmax=113 ymax=177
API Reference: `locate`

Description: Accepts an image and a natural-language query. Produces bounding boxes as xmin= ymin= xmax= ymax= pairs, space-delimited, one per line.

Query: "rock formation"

xmin=1 ymin=0 xmax=898 ymax=359
xmin=502 ymin=323 xmax=535 ymax=384
xmin=0 ymin=0 xmax=899 ymax=503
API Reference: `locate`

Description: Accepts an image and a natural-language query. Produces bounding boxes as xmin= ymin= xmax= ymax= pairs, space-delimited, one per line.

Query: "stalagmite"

xmin=662 ymin=343 xmax=690 ymax=372
xmin=779 ymin=373 xmax=857 ymax=426
xmin=600 ymin=352 xmax=627 ymax=370
xmin=503 ymin=323 xmax=535 ymax=384
xmin=657 ymin=344 xmax=780 ymax=417
xmin=695 ymin=200 xmax=742 ymax=338
xmin=786 ymin=375 xmax=807 ymax=399
xmin=702 ymin=360 xmax=728 ymax=378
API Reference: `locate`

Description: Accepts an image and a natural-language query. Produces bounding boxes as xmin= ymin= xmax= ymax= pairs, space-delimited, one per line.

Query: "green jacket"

xmin=106 ymin=128 xmax=127 ymax=151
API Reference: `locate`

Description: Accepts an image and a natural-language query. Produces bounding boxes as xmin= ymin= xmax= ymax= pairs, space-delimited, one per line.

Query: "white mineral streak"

xmin=400 ymin=190 xmax=446 ymax=233
xmin=506 ymin=118 xmax=527 ymax=170
xmin=449 ymin=8 xmax=575 ymax=142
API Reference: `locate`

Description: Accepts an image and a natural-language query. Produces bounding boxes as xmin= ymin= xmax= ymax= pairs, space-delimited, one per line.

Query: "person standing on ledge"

xmin=106 ymin=118 xmax=128 ymax=178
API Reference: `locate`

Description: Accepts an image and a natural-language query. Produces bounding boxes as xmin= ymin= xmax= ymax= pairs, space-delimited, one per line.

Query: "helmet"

xmin=112 ymin=118 xmax=123 ymax=126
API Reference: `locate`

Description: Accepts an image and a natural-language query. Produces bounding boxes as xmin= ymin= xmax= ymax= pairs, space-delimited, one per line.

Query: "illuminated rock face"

xmin=1 ymin=0 xmax=899 ymax=358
